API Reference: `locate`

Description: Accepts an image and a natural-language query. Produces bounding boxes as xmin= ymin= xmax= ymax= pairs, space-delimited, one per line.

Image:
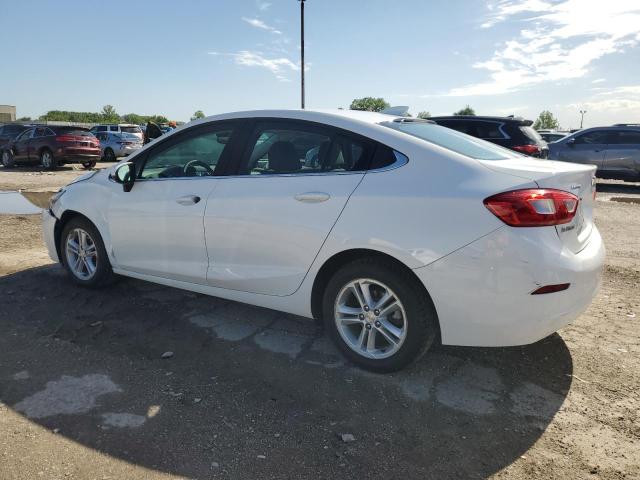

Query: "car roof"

xmin=429 ymin=115 xmax=533 ymax=126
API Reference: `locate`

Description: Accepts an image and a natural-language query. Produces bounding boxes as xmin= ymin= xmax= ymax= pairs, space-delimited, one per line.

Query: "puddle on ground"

xmin=0 ymin=191 xmax=45 ymax=214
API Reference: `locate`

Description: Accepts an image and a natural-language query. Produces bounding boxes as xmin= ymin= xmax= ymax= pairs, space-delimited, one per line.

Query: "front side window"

xmin=574 ymin=130 xmax=610 ymax=145
xmin=239 ymin=122 xmax=372 ymax=175
xmin=140 ymin=127 xmax=234 ymax=179
xmin=34 ymin=127 xmax=47 ymax=137
xmin=15 ymin=129 xmax=33 ymax=141
xmin=97 ymin=126 xmax=107 ymax=132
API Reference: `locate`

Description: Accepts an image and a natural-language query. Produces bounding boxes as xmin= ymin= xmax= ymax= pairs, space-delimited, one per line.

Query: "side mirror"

xmin=567 ymin=138 xmax=576 ymax=147
xmin=112 ymin=162 xmax=136 ymax=192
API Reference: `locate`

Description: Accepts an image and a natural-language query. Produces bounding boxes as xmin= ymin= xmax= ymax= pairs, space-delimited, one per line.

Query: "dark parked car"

xmin=429 ymin=115 xmax=549 ymax=158
xmin=548 ymin=126 xmax=640 ymax=181
xmin=1 ymin=126 xmax=100 ymax=170
xmin=0 ymin=123 xmax=31 ymax=152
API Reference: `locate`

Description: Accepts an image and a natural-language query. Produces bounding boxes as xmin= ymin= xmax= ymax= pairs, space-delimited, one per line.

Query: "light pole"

xmin=579 ymin=110 xmax=587 ymax=129
xmin=299 ymin=0 xmax=306 ymax=109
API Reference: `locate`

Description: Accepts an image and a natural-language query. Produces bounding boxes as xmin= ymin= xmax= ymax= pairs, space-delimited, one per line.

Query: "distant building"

xmin=0 ymin=105 xmax=16 ymax=122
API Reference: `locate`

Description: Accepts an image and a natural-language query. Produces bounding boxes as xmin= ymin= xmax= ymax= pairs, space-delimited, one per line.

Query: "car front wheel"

xmin=1 ymin=150 xmax=15 ymax=168
xmin=323 ymin=258 xmax=438 ymax=372
xmin=61 ymin=217 xmax=114 ymax=287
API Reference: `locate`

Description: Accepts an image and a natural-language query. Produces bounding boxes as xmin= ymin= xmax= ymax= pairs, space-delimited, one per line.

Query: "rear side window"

xmin=385 ymin=122 xmax=517 ymax=161
xmin=109 ymin=126 xmax=119 ymax=132
xmin=435 ymin=120 xmax=474 ymax=135
xmin=239 ymin=121 xmax=374 ymax=175
xmin=609 ymin=130 xmax=640 ymax=145
xmin=475 ymin=122 xmax=506 ymax=139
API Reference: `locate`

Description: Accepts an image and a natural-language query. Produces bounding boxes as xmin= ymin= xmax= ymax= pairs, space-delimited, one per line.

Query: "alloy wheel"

xmin=334 ymin=278 xmax=408 ymax=359
xmin=65 ymin=228 xmax=98 ymax=280
xmin=41 ymin=151 xmax=52 ymax=169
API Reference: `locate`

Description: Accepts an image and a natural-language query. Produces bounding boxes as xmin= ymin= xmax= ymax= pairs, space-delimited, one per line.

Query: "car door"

xmin=558 ymin=130 xmax=609 ymax=168
xmin=203 ymin=118 xmax=376 ymax=296
xmin=601 ymin=129 xmax=640 ymax=177
xmin=11 ymin=128 xmax=33 ymax=162
xmin=29 ymin=127 xmax=48 ymax=160
xmin=107 ymin=121 xmax=240 ymax=284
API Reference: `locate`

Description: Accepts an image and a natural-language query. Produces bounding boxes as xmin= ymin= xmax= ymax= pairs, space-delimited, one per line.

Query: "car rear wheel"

xmin=82 ymin=160 xmax=97 ymax=169
xmin=61 ymin=217 xmax=114 ymax=288
xmin=40 ymin=149 xmax=57 ymax=170
xmin=323 ymin=258 xmax=438 ymax=372
xmin=103 ymin=148 xmax=116 ymax=162
xmin=1 ymin=150 xmax=15 ymax=168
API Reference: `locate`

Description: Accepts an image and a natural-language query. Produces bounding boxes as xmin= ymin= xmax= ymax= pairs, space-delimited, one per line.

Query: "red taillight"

xmin=484 ymin=189 xmax=579 ymax=227
xmin=512 ymin=144 xmax=541 ymax=155
xmin=55 ymin=135 xmax=76 ymax=143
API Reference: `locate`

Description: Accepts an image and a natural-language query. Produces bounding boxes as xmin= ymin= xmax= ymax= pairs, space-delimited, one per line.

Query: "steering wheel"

xmin=183 ymin=159 xmax=214 ymax=176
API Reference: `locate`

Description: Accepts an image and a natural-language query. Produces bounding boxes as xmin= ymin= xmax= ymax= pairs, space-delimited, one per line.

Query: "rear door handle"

xmin=294 ymin=192 xmax=330 ymax=203
xmin=176 ymin=195 xmax=201 ymax=206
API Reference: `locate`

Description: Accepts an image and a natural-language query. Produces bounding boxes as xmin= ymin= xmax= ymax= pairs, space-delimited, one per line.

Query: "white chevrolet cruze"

xmin=43 ymin=110 xmax=605 ymax=372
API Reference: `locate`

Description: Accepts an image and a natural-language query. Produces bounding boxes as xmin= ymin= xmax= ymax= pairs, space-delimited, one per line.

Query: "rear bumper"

xmin=42 ymin=209 xmax=59 ymax=263
xmin=414 ymin=225 xmax=605 ymax=347
xmin=57 ymin=154 xmax=100 ymax=164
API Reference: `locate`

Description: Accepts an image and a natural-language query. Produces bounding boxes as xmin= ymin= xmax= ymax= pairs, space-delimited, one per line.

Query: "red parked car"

xmin=1 ymin=125 xmax=100 ymax=170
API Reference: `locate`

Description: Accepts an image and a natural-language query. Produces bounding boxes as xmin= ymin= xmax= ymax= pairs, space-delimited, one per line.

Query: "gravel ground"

xmin=0 ymin=167 xmax=638 ymax=479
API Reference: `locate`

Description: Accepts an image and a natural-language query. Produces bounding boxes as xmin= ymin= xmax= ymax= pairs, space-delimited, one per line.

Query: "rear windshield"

xmin=120 ymin=126 xmax=141 ymax=133
xmin=384 ymin=121 xmax=518 ymax=160
xmin=56 ymin=127 xmax=92 ymax=136
xmin=520 ymin=126 xmax=544 ymax=143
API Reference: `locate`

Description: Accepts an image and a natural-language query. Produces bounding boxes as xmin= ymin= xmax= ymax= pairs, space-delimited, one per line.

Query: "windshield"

xmin=384 ymin=121 xmax=518 ymax=160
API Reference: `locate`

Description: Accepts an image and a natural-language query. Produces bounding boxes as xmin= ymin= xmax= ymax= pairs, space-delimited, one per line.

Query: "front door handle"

xmin=294 ymin=192 xmax=330 ymax=203
xmin=176 ymin=195 xmax=201 ymax=206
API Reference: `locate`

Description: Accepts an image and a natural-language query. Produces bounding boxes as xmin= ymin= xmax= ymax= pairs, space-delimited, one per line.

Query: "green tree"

xmin=349 ymin=97 xmax=390 ymax=112
xmin=191 ymin=110 xmax=205 ymax=121
xmin=122 ymin=113 xmax=145 ymax=125
xmin=533 ymin=110 xmax=560 ymax=130
xmin=417 ymin=111 xmax=431 ymax=119
xmin=147 ymin=115 xmax=169 ymax=124
xmin=454 ymin=105 xmax=476 ymax=116
xmin=17 ymin=116 xmax=32 ymax=121
xmin=101 ymin=105 xmax=119 ymax=123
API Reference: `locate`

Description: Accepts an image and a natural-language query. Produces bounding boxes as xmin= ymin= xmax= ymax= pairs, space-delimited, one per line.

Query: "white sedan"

xmin=43 ymin=109 xmax=604 ymax=372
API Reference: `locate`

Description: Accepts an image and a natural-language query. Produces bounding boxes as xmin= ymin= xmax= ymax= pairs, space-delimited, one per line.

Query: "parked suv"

xmin=0 ymin=123 xmax=31 ymax=151
xmin=90 ymin=124 xmax=143 ymax=142
xmin=548 ymin=126 xmax=640 ymax=181
xmin=1 ymin=126 xmax=100 ymax=170
xmin=95 ymin=131 xmax=143 ymax=161
xmin=429 ymin=116 xmax=549 ymax=157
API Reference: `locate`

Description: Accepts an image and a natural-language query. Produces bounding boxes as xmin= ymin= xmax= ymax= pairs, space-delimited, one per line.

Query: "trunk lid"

xmin=480 ymin=158 xmax=597 ymax=253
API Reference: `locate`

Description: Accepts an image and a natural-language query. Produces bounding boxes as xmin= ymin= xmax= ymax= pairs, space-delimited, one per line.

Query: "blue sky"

xmin=1 ymin=0 xmax=639 ymax=129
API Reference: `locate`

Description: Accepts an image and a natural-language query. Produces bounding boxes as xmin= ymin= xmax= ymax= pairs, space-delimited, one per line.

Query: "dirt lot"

xmin=0 ymin=166 xmax=639 ymax=479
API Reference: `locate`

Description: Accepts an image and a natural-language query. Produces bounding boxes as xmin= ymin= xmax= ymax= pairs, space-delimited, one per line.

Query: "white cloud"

xmin=242 ymin=17 xmax=282 ymax=34
xmin=445 ymin=1 xmax=640 ymax=96
xmin=591 ymin=78 xmax=606 ymax=84
xmin=208 ymin=50 xmax=299 ymax=82
xmin=257 ymin=1 xmax=272 ymax=11
xmin=568 ymin=85 xmax=640 ymax=112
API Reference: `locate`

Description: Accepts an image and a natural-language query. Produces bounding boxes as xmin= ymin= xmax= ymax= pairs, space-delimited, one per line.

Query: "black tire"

xmin=322 ymin=258 xmax=438 ymax=373
xmin=82 ymin=160 xmax=97 ymax=169
xmin=40 ymin=148 xmax=57 ymax=170
xmin=103 ymin=148 xmax=116 ymax=162
xmin=60 ymin=217 xmax=114 ymax=288
xmin=1 ymin=150 xmax=15 ymax=168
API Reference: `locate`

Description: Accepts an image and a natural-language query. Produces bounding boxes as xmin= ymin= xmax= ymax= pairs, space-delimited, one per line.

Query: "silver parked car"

xmin=548 ymin=126 xmax=640 ymax=180
xmin=95 ymin=131 xmax=143 ymax=161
